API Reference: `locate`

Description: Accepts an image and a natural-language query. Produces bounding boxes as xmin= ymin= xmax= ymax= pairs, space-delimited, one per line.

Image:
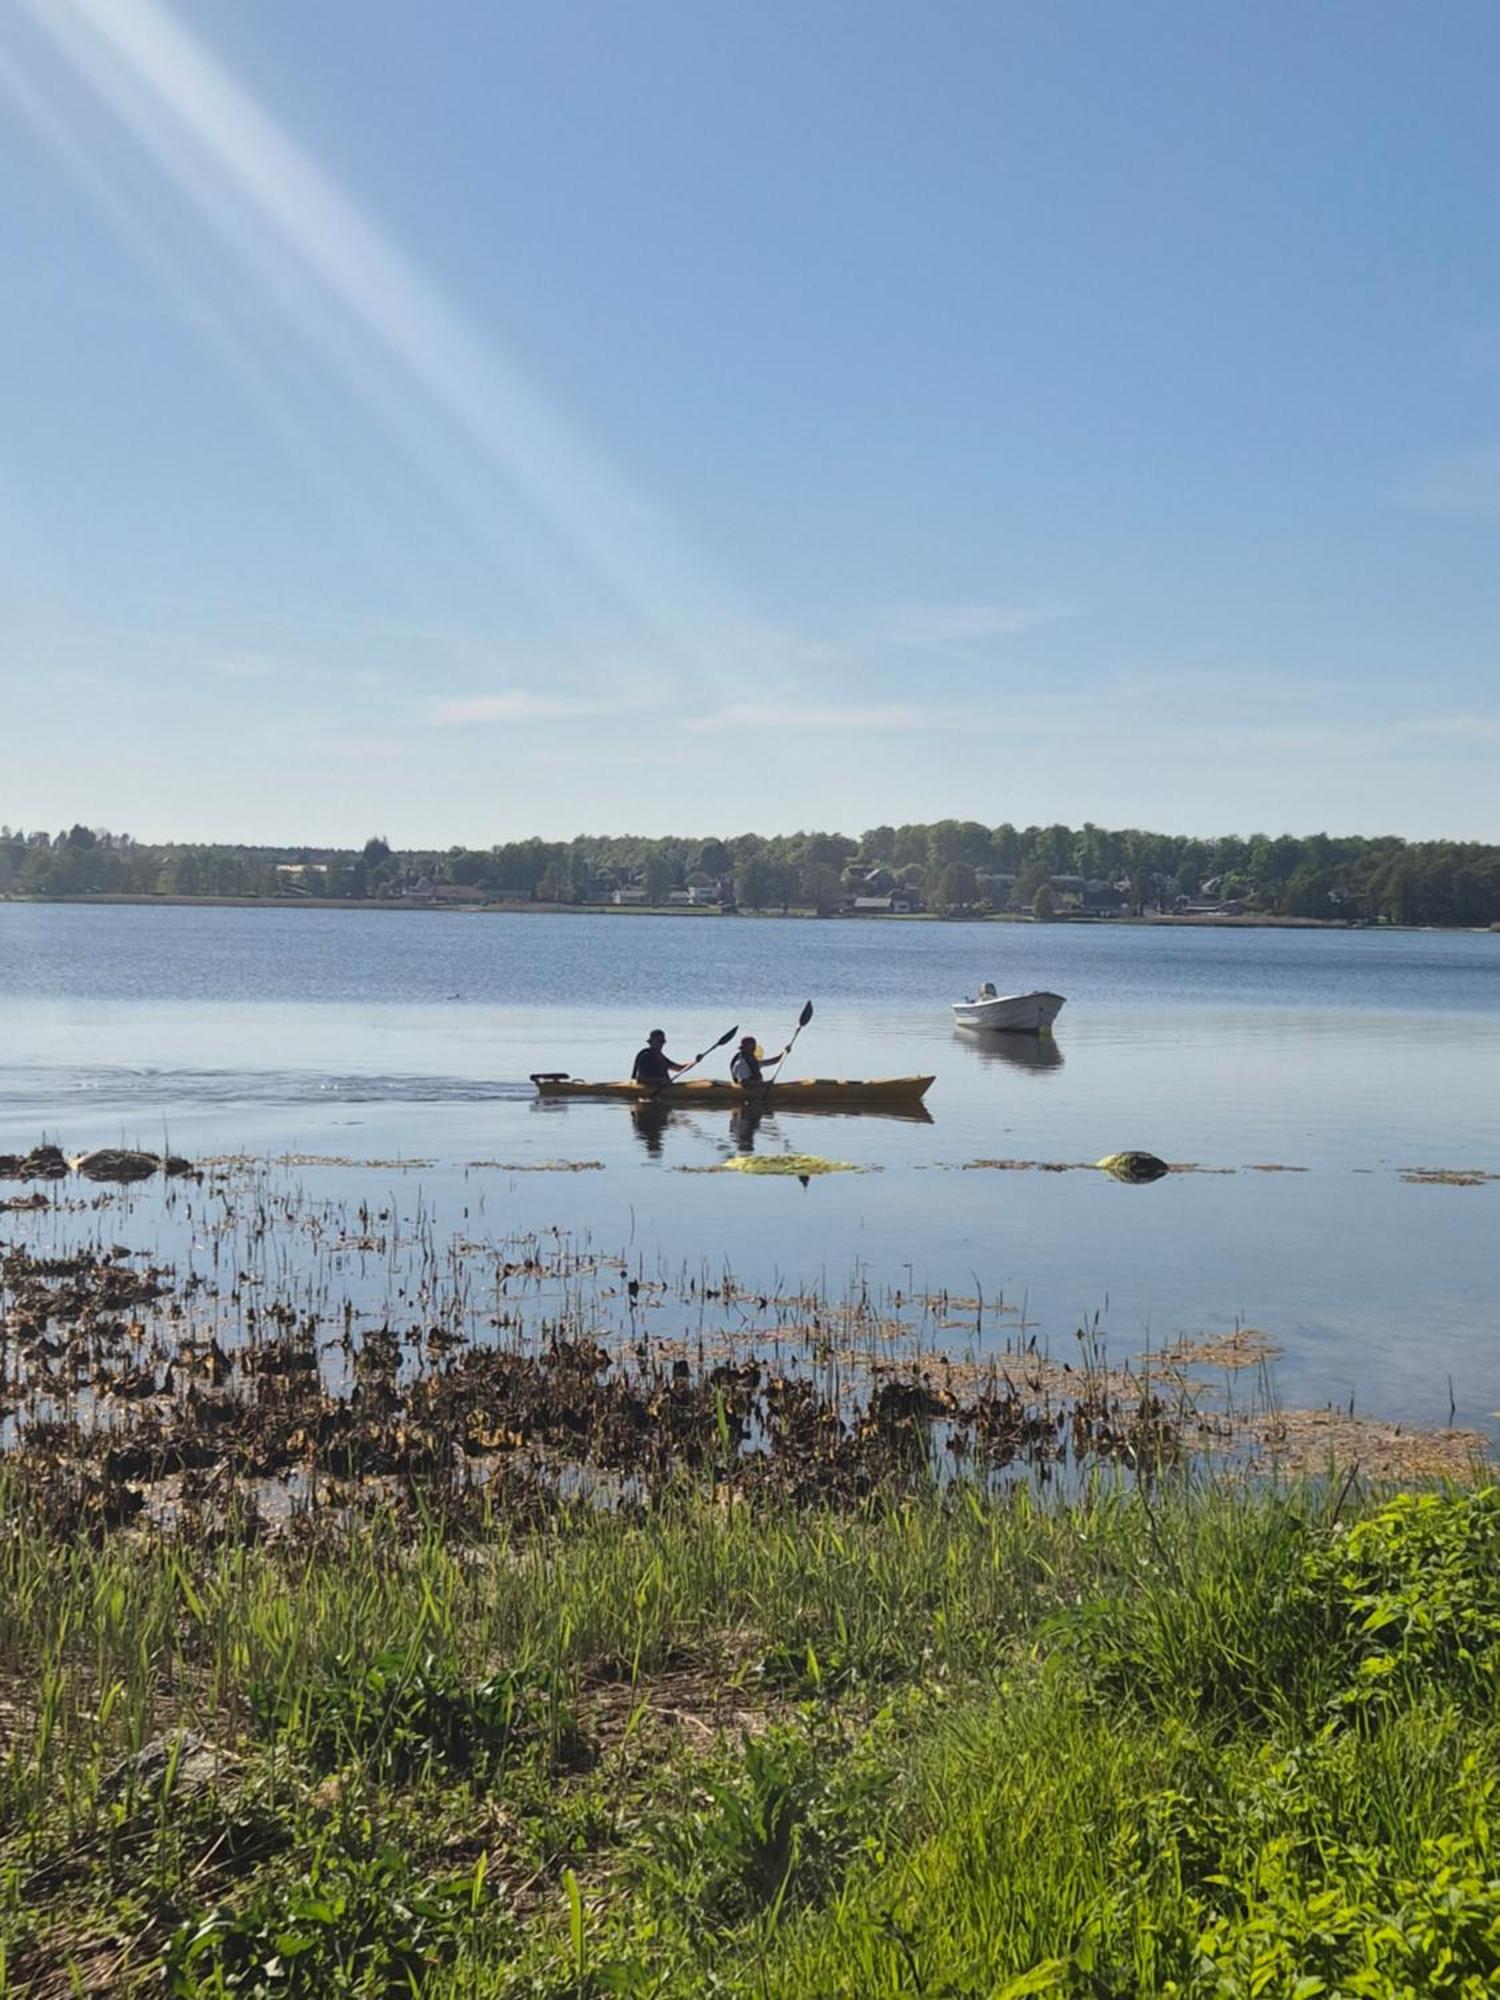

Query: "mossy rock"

xmin=1096 ymin=1151 xmax=1170 ymax=1184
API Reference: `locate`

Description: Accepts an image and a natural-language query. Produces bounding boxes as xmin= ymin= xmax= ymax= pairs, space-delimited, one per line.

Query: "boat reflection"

xmin=534 ymin=1094 xmax=935 ymax=1159
xmin=952 ymin=1028 xmax=1065 ymax=1072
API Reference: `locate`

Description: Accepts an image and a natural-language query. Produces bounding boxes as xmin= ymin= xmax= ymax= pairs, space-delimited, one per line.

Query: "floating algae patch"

xmin=722 ymin=1153 xmax=868 ymax=1176
xmin=201 ymin=1153 xmax=435 ymax=1171
xmin=959 ymin=1154 xmax=1223 ymax=1180
xmin=1158 ymin=1327 xmax=1283 ymax=1371
xmin=1399 ymin=1167 xmax=1500 ymax=1187
xmin=465 ymin=1159 xmax=605 ymax=1172
xmin=1255 ymin=1409 xmax=1492 ymax=1482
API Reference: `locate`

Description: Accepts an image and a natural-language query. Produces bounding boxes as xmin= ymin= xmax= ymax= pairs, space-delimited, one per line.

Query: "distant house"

xmin=1082 ymin=878 xmax=1127 ymax=912
xmin=401 ymin=880 xmax=486 ymax=905
xmin=849 ymin=893 xmax=915 ymax=915
xmin=612 ymin=886 xmax=649 ymax=905
xmin=275 ymin=862 xmax=326 ymax=891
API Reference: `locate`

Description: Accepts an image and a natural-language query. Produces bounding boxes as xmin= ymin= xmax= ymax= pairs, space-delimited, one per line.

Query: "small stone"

xmin=101 ymin=1730 xmax=228 ymax=1799
xmin=0 ymin=1145 xmax=69 ymax=1181
xmin=70 ymin=1149 xmax=163 ymax=1182
xmin=1095 ymin=1151 xmax=1171 ymax=1184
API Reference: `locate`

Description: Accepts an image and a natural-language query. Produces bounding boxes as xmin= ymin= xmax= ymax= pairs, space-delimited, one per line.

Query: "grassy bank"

xmin=3 ymin=1475 xmax=1497 ymax=1996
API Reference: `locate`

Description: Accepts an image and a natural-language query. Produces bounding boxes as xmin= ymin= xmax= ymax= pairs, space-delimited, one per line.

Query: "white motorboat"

xmin=951 ymin=986 xmax=1066 ymax=1033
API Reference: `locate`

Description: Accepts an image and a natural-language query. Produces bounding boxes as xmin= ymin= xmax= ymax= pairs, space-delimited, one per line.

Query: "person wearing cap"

xmin=729 ymin=1034 xmax=787 ymax=1087
xmin=631 ymin=1029 xmax=685 ymax=1086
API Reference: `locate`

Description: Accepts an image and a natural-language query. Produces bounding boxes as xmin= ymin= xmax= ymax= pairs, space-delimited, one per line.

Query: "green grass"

xmin=2 ymin=1477 xmax=1497 ymax=1995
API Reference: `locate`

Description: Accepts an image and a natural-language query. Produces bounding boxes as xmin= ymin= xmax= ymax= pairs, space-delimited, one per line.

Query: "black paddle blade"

xmin=692 ymin=1032 xmax=740 ymax=1064
xmin=798 ymin=1001 xmax=814 ymax=1027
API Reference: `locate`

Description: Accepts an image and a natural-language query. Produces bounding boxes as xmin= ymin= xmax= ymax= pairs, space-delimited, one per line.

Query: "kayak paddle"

xmin=765 ymin=1000 xmax=813 ymax=1089
xmin=653 ymin=1023 xmax=738 ymax=1097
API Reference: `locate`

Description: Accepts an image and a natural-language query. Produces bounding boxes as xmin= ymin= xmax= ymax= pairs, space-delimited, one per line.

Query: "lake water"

xmin=3 ymin=903 xmax=1499 ymax=1439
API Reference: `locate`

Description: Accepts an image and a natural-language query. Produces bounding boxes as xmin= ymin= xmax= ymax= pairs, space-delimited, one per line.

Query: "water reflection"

xmin=953 ymin=1028 xmax=1065 ymax=1072
xmin=629 ymin=1102 xmax=675 ymax=1157
xmin=729 ymin=1104 xmax=768 ymax=1153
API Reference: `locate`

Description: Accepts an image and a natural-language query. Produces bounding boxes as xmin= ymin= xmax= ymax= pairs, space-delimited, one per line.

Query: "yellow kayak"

xmin=530 ymin=1074 xmax=935 ymax=1110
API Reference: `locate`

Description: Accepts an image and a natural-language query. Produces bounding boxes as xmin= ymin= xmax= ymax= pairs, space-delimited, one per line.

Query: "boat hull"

xmin=532 ymin=1075 xmax=935 ymax=1109
xmin=951 ymin=991 xmax=1066 ymax=1033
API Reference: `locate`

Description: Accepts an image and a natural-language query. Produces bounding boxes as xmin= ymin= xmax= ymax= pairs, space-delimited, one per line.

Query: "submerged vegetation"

xmin=1 ymin=1164 xmax=1495 ymax=1994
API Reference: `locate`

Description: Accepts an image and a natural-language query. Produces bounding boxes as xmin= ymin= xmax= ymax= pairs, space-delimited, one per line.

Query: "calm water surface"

xmin=3 ymin=904 xmax=1498 ymax=1436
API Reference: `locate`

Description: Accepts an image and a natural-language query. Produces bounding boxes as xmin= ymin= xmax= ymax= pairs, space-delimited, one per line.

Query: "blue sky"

xmin=2 ymin=0 xmax=1498 ymax=845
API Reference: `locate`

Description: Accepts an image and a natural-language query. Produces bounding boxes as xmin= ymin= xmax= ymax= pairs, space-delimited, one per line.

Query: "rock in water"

xmin=0 ymin=1144 xmax=69 ymax=1180
xmin=1096 ymin=1151 xmax=1170 ymax=1184
xmin=71 ymin=1148 xmax=165 ymax=1182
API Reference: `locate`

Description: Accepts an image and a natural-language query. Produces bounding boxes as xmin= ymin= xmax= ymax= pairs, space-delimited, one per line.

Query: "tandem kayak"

xmin=529 ymin=1074 xmax=936 ymax=1110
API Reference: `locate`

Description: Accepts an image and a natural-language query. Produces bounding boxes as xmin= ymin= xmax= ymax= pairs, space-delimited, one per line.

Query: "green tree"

xmin=934 ymin=862 xmax=980 ymax=913
xmin=1014 ymin=857 xmax=1051 ymax=906
xmin=736 ymin=855 xmax=775 ymax=909
xmin=801 ymin=861 xmax=844 ymax=916
xmin=642 ymin=850 xmax=676 ymax=904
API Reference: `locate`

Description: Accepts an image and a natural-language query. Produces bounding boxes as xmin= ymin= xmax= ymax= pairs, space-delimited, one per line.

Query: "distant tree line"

xmin=4 ymin=819 xmax=1500 ymax=926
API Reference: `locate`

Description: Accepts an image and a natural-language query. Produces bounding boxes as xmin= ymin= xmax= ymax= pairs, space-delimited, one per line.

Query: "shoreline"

xmin=2 ymin=892 xmax=1486 ymax=933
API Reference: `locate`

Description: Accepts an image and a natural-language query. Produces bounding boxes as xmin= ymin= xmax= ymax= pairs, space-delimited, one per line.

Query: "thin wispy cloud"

xmin=1402 ymin=712 xmax=1500 ymax=748
xmin=434 ymin=690 xmax=640 ymax=726
xmin=683 ymin=702 xmax=943 ymax=734
xmin=1393 ymin=440 xmax=1500 ymax=523
xmin=879 ymin=602 xmax=1076 ymax=650
xmin=206 ymin=653 xmax=280 ymax=680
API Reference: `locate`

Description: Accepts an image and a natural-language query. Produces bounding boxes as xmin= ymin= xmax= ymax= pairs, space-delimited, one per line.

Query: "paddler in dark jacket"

xmin=631 ymin=1029 xmax=685 ymax=1085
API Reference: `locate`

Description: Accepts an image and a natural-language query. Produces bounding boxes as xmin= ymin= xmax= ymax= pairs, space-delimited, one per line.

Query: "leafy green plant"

xmin=251 ymin=1646 xmax=573 ymax=1779
xmin=165 ymin=1843 xmax=493 ymax=1997
xmin=647 ymin=1723 xmax=889 ymax=1930
xmin=1298 ymin=1488 xmax=1500 ymax=1709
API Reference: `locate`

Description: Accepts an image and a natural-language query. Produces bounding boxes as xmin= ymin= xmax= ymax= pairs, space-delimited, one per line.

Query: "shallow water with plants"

xmin=4 ymin=904 xmax=1500 ymax=1437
